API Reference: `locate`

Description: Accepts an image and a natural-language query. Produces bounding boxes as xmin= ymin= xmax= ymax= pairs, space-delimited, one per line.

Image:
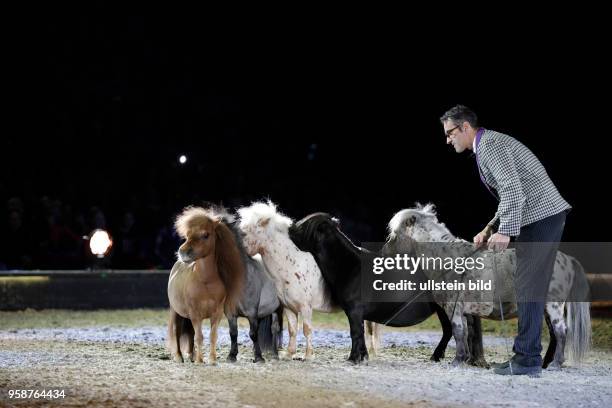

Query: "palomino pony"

xmin=384 ymin=204 xmax=591 ymax=368
xmin=167 ymin=206 xmax=244 ymax=364
xmin=237 ymin=201 xmax=336 ymax=361
xmin=289 ymin=212 xmax=485 ymax=365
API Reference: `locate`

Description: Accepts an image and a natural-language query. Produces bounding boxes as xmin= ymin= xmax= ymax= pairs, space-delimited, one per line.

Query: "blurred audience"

xmin=0 ymin=187 xmax=375 ymax=270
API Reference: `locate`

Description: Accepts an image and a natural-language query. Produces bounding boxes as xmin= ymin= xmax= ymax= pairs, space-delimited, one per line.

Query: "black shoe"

xmin=491 ymin=360 xmax=511 ymax=369
xmin=494 ymin=361 xmax=542 ymax=377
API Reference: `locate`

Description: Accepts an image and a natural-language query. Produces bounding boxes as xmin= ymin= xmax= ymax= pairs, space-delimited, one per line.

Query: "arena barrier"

xmin=0 ymin=270 xmax=170 ymax=310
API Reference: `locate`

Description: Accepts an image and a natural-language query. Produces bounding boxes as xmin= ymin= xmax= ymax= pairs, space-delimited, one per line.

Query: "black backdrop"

xmin=2 ymin=16 xmax=610 ymax=269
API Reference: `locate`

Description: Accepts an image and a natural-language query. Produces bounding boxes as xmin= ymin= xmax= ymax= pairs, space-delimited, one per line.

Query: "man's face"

xmin=444 ymin=120 xmax=470 ymax=153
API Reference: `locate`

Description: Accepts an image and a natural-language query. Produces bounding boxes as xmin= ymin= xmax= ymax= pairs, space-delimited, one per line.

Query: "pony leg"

xmin=302 ymin=307 xmax=315 ymax=361
xmin=546 ymin=302 xmax=566 ymax=369
xmin=226 ymin=315 xmax=239 ymax=362
xmin=466 ymin=315 xmax=489 ymax=368
xmin=372 ymin=322 xmax=382 ymax=356
xmin=431 ymin=304 xmax=452 ymax=362
xmin=543 ymin=311 xmax=557 ymax=368
xmin=365 ymin=321 xmax=375 ymax=357
xmin=192 ymin=318 xmax=204 ymax=364
xmin=284 ymin=309 xmax=298 ymax=360
xmin=346 ymin=309 xmax=367 ymax=363
xmin=271 ymin=307 xmax=282 ymax=359
xmin=448 ymin=304 xmax=470 ymax=366
xmin=183 ymin=316 xmax=195 ymax=362
xmin=209 ymin=310 xmax=222 ymax=365
xmin=248 ymin=316 xmax=265 ymax=363
xmin=169 ymin=309 xmax=183 ymax=363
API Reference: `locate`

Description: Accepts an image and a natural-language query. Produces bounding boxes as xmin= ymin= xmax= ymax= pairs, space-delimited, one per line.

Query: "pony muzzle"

xmin=178 ymin=249 xmax=194 ymax=263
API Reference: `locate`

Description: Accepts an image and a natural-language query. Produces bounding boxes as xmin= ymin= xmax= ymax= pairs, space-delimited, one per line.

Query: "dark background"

xmin=1 ymin=16 xmax=609 ymax=270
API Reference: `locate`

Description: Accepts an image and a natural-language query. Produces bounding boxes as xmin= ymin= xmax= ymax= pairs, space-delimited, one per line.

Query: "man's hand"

xmin=487 ymin=233 xmax=510 ymax=252
xmin=473 ymin=225 xmax=494 ymax=248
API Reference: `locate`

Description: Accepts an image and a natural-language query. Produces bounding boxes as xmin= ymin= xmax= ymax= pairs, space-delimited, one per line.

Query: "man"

xmin=441 ymin=105 xmax=571 ymax=376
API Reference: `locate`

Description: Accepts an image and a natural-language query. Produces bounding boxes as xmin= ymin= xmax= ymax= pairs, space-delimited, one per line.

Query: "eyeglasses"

xmin=445 ymin=125 xmax=461 ymax=138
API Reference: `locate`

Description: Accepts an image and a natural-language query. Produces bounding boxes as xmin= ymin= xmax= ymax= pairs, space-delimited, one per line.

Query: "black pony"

xmin=289 ymin=213 xmax=485 ymax=364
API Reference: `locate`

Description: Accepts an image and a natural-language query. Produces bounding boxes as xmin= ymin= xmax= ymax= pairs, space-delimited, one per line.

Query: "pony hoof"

xmin=304 ymin=354 xmax=315 ymax=362
xmin=173 ymin=354 xmax=184 ymax=363
xmin=194 ymin=358 xmax=204 ymax=364
xmin=280 ymin=351 xmax=295 ymax=361
xmin=468 ymin=358 xmax=490 ymax=369
xmin=209 ymin=361 xmax=218 ymax=366
xmin=226 ymin=355 xmax=237 ymax=363
xmin=253 ymin=356 xmax=266 ymax=363
xmin=546 ymin=362 xmax=563 ymax=371
xmin=347 ymin=356 xmax=361 ymax=364
xmin=430 ymin=355 xmax=442 ymax=362
xmin=451 ymin=358 xmax=466 ymax=367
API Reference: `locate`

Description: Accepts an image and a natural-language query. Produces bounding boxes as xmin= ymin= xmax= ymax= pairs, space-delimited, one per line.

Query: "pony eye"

xmin=201 ymin=232 xmax=210 ymax=240
xmin=405 ymin=216 xmax=417 ymax=227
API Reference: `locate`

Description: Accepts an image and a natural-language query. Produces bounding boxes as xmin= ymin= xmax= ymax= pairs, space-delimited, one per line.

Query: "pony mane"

xmin=213 ymin=220 xmax=245 ymax=315
xmin=292 ymin=212 xmax=339 ymax=242
xmin=174 ymin=205 xmax=237 ymax=238
xmin=415 ymin=202 xmax=437 ymax=216
xmin=387 ymin=202 xmax=438 ymax=238
xmin=220 ymin=209 xmax=251 ymax=264
xmin=174 ymin=207 xmax=213 ymax=238
xmin=238 ymin=200 xmax=293 ymax=234
xmin=291 ymin=212 xmax=367 ymax=258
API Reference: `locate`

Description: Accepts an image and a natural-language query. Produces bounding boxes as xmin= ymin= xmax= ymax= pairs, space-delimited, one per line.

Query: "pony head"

xmin=386 ymin=202 xmax=454 ymax=248
xmin=290 ymin=212 xmax=340 ymax=253
xmin=237 ymin=200 xmax=293 ymax=256
xmin=174 ymin=206 xmax=235 ymax=263
xmin=174 ymin=205 xmax=245 ymax=314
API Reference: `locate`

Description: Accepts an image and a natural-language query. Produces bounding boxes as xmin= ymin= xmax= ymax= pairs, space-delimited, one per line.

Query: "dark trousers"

xmin=512 ymin=210 xmax=567 ymax=367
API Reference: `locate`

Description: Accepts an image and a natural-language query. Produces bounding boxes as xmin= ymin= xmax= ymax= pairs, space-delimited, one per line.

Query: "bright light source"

xmin=179 ymin=155 xmax=187 ymax=164
xmin=89 ymin=229 xmax=112 ymax=258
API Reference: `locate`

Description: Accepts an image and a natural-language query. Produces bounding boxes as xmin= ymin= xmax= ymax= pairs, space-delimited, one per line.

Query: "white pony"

xmin=238 ymin=201 xmax=335 ymax=360
xmin=386 ymin=204 xmax=591 ymax=368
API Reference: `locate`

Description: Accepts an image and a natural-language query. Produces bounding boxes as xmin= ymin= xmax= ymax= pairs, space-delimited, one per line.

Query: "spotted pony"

xmin=238 ymin=201 xmax=336 ymax=361
xmin=384 ymin=203 xmax=591 ymax=369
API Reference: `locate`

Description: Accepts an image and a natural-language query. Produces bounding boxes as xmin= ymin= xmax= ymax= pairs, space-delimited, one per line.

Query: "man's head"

xmin=440 ymin=105 xmax=479 ymax=153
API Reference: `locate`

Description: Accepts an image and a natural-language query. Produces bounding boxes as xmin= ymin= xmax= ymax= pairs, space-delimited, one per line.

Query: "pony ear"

xmin=422 ymin=203 xmax=437 ymax=215
xmin=257 ymin=217 xmax=270 ymax=228
xmin=211 ymin=216 xmax=226 ymax=229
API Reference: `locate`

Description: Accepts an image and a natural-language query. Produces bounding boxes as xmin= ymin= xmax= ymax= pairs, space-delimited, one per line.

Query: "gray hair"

xmin=440 ymin=105 xmax=478 ymax=128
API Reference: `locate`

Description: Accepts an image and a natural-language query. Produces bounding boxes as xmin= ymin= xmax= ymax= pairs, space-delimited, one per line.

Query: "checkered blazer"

xmin=476 ymin=129 xmax=571 ymax=236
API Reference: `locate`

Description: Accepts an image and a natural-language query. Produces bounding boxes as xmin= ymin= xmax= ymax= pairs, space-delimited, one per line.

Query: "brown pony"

xmin=167 ymin=206 xmax=244 ymax=364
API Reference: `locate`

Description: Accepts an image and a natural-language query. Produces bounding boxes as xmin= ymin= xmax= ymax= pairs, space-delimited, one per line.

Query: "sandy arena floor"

xmin=1 ymin=311 xmax=611 ymax=408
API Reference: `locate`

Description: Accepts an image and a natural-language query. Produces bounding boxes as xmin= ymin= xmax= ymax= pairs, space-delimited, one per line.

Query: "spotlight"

xmin=89 ymin=229 xmax=113 ymax=258
xmin=179 ymin=155 xmax=187 ymax=164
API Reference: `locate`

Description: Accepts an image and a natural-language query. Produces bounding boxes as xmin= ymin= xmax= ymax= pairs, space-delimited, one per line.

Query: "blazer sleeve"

xmin=480 ymin=139 xmax=526 ymax=236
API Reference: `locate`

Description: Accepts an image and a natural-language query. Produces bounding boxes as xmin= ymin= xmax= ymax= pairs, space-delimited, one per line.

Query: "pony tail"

xmin=214 ymin=220 xmax=245 ymax=315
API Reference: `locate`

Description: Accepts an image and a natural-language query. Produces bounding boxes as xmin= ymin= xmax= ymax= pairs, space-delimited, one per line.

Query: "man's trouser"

xmin=512 ymin=210 xmax=568 ymax=367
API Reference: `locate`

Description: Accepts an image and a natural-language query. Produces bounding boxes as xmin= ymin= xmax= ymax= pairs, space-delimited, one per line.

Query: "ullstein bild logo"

xmin=372 ymin=278 xmax=492 ymax=292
